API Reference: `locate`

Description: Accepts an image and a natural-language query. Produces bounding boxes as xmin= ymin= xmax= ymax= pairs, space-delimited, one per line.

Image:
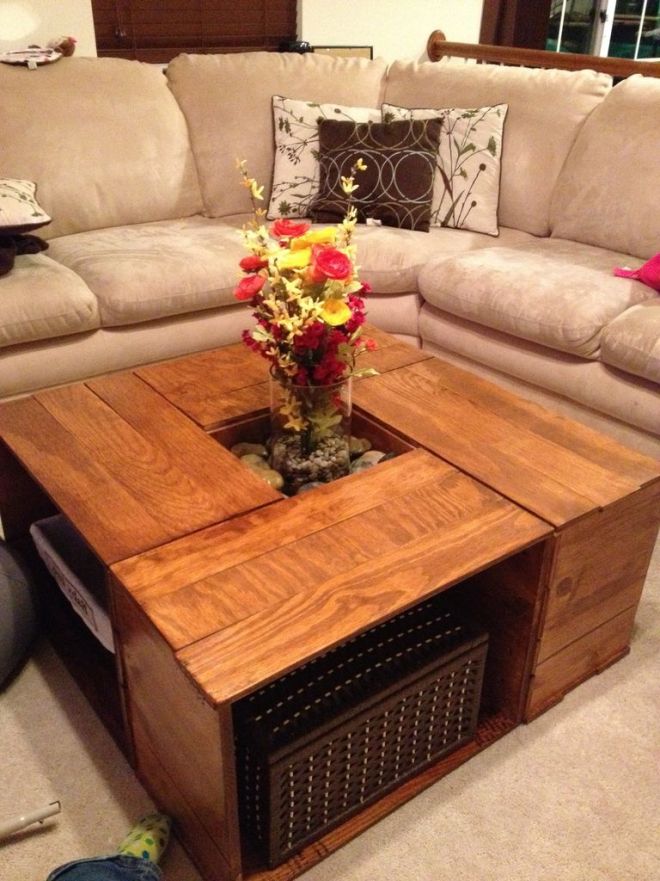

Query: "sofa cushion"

xmin=351 ymin=223 xmax=535 ymax=294
xmin=166 ymin=52 xmax=387 ymax=219
xmin=0 ymin=58 xmax=203 ymax=239
xmin=417 ymin=238 xmax=658 ymax=358
xmin=268 ymin=96 xmax=381 ymax=219
xmin=384 ymin=59 xmax=611 ymax=237
xmin=0 ymin=253 xmax=99 ymax=348
xmin=551 ymin=75 xmax=660 ymax=261
xmin=382 ymin=102 xmax=508 ymax=236
xmin=311 ymin=118 xmax=441 ymax=232
xmin=47 ymin=217 xmax=249 ymax=327
xmin=600 ymin=301 xmax=660 ymax=384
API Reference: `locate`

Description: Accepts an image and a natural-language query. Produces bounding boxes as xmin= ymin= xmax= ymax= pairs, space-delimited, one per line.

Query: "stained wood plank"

xmin=113 ymin=450 xmax=447 ymax=603
xmin=411 ymin=356 xmax=660 ymax=487
xmin=86 ymin=371 xmax=277 ymax=516
xmin=113 ymin=583 xmax=241 ymax=876
xmin=526 ymin=606 xmax=637 ymax=721
xmin=32 ymin=380 xmax=277 ymax=552
xmin=138 ymin=466 xmax=504 ymax=649
xmin=135 ymin=327 xmax=428 ymax=430
xmin=535 ymin=483 xmax=660 ymax=663
xmin=136 ymin=343 xmax=269 ymax=428
xmin=177 ymin=498 xmax=549 ymax=704
xmin=353 ymin=360 xmax=652 ymax=527
xmin=355 ymin=340 xmax=432 ymax=375
xmin=0 ymin=396 xmax=169 ymax=564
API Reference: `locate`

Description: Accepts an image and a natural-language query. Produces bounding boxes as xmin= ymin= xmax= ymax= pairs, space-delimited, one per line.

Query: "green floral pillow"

xmin=268 ymin=96 xmax=380 ymax=219
xmin=0 ymin=179 xmax=51 ymax=234
xmin=382 ymin=102 xmax=508 ymax=236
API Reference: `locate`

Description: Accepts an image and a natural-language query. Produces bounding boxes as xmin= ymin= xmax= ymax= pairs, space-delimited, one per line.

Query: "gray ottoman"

xmin=0 ymin=542 xmax=38 ymax=686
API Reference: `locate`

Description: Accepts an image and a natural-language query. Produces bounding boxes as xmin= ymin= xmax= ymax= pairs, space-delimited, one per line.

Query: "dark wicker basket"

xmin=234 ymin=593 xmax=488 ymax=868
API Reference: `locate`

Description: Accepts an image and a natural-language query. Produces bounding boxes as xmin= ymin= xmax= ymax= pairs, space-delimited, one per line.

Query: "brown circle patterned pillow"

xmin=310 ymin=118 xmax=442 ymax=232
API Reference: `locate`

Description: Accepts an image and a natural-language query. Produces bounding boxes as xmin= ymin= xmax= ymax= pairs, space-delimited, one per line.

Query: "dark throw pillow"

xmin=310 ymin=118 xmax=442 ymax=232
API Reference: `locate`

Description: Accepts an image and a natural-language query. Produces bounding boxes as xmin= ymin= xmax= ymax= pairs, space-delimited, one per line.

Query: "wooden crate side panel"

xmin=537 ymin=484 xmax=660 ymax=663
xmin=112 ymin=580 xmax=242 ymax=878
xmin=526 ymin=606 xmax=637 ymax=720
xmin=454 ymin=541 xmax=550 ymax=722
xmin=131 ymin=712 xmax=239 ymax=881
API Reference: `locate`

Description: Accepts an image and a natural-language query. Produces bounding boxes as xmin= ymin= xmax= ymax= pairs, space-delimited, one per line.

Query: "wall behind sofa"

xmin=0 ymin=0 xmax=97 ymax=56
xmin=299 ymin=0 xmax=482 ymax=61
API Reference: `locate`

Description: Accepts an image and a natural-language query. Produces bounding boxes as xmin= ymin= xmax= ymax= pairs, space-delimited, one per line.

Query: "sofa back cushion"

xmin=551 ymin=75 xmax=660 ymax=261
xmin=166 ymin=51 xmax=387 ymax=218
xmin=0 ymin=58 xmax=203 ymax=239
xmin=384 ymin=59 xmax=611 ymax=237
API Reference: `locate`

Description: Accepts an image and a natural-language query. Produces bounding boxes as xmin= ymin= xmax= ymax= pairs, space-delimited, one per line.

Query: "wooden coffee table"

xmin=1 ymin=328 xmax=658 ymax=881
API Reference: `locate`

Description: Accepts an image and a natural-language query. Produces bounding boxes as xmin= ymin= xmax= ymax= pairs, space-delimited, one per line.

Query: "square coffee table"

xmin=1 ymin=328 xmax=658 ymax=881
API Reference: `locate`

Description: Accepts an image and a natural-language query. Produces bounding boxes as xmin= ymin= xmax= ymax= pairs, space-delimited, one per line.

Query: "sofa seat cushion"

xmin=47 ymin=217 xmax=251 ymax=327
xmin=600 ymin=300 xmax=660 ymax=384
xmin=418 ymin=238 xmax=658 ymax=358
xmin=0 ymin=253 xmax=99 ymax=348
xmin=352 ymin=223 xmax=534 ymax=294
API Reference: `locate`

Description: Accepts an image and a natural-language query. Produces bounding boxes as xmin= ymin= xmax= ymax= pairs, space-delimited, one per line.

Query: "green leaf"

xmin=487 ymin=136 xmax=497 ymax=157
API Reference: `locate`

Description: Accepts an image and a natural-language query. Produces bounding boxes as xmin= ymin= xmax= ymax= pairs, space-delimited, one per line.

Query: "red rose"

xmin=234 ymin=274 xmax=265 ymax=301
xmin=311 ymin=246 xmax=352 ymax=282
xmin=239 ymin=254 xmax=268 ymax=272
xmin=270 ymin=218 xmax=310 ymax=239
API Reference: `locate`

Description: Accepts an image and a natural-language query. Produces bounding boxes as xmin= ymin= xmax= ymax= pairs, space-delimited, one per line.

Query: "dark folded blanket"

xmin=0 ymin=233 xmax=49 ymax=277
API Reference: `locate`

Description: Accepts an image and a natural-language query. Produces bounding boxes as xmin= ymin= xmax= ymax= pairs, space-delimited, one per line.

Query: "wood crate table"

xmin=0 ymin=328 xmax=658 ymax=881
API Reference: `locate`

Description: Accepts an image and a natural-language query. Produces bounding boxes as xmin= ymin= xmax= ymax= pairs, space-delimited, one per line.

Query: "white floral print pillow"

xmin=382 ymin=102 xmax=508 ymax=236
xmin=0 ymin=178 xmax=51 ymax=234
xmin=268 ymin=96 xmax=380 ymax=219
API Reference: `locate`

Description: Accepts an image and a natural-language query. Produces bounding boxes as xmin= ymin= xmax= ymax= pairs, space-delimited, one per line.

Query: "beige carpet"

xmin=2 ymin=540 xmax=659 ymax=881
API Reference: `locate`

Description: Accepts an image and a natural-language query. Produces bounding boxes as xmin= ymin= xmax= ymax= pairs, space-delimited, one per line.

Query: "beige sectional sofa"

xmin=1 ymin=51 xmax=658 ymax=455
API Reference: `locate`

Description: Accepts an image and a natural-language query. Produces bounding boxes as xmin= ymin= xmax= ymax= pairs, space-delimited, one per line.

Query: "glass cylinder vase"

xmin=269 ymin=375 xmax=353 ymax=494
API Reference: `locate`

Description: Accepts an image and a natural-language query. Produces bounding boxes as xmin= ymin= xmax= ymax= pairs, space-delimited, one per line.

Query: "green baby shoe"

xmin=117 ymin=812 xmax=171 ymax=863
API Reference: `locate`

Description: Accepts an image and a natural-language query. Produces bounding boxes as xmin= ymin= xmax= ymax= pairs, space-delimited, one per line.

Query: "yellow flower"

xmin=290 ymin=227 xmax=337 ymax=250
xmin=250 ymin=180 xmax=264 ymax=201
xmin=275 ymin=248 xmax=312 ymax=271
xmin=355 ymin=157 xmax=367 ymax=171
xmin=341 ymin=176 xmax=359 ymax=195
xmin=321 ymin=298 xmax=352 ymax=326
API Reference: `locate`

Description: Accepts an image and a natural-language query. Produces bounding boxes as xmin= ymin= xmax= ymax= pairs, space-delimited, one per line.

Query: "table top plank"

xmin=113 ymin=449 xmax=449 ymax=603
xmin=353 ymin=360 xmax=655 ymax=527
xmin=1 ymin=378 xmax=278 ymax=563
xmin=413 ymin=357 xmax=660 ymax=487
xmin=86 ymin=371 xmax=277 ymax=518
xmin=133 ymin=329 xmax=430 ymax=431
xmin=0 ymin=396 xmax=168 ymax=564
xmin=177 ymin=493 xmax=549 ymax=704
xmin=135 ymin=464 xmax=500 ymax=649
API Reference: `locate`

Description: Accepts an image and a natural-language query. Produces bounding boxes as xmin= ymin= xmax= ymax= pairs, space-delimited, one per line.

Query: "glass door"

xmin=546 ymin=0 xmax=607 ymax=54
xmin=608 ymin=0 xmax=660 ymax=58
xmin=547 ymin=0 xmax=660 ymax=59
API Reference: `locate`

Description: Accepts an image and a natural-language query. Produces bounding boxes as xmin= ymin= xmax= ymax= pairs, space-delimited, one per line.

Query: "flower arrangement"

xmin=234 ymin=159 xmax=376 ymax=440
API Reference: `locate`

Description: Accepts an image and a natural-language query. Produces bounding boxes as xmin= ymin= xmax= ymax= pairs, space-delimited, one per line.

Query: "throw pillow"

xmin=310 ymin=118 xmax=442 ymax=232
xmin=382 ymin=102 xmax=508 ymax=236
xmin=0 ymin=179 xmax=51 ymax=235
xmin=268 ymin=96 xmax=380 ymax=219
